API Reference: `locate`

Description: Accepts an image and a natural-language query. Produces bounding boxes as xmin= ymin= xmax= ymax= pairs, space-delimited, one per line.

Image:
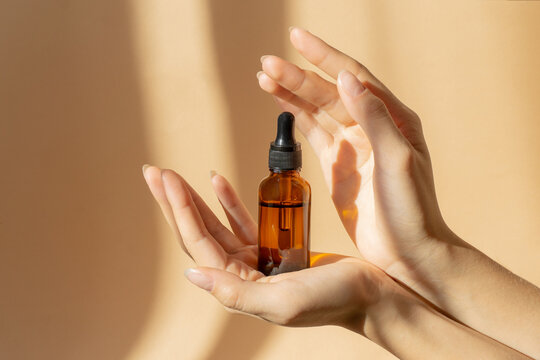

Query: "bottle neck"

xmin=269 ymin=169 xmax=300 ymax=176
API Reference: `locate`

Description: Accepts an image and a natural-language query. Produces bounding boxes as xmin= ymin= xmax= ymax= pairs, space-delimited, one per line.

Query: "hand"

xmin=142 ymin=166 xmax=386 ymax=327
xmin=142 ymin=166 xmax=529 ymax=359
xmin=258 ymin=29 xmax=540 ymax=358
xmin=257 ymin=28 xmax=455 ymax=278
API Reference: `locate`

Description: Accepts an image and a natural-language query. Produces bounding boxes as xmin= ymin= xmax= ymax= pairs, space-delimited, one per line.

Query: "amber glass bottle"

xmin=258 ymin=112 xmax=311 ymax=276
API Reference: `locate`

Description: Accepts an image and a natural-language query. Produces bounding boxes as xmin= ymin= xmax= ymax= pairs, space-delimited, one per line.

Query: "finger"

xmin=289 ymin=27 xmax=383 ymax=86
xmin=261 ymin=55 xmax=354 ymax=126
xmin=161 ymin=169 xmax=227 ymax=268
xmin=143 ymin=166 xmax=243 ymax=257
xmin=273 ymin=96 xmax=333 ymax=157
xmin=183 ymin=179 xmax=246 ymax=254
xmin=337 ymin=70 xmax=412 ymax=169
xmin=289 ymin=28 xmax=425 ymax=144
xmin=209 ymin=171 xmax=257 ymax=245
xmin=257 ymin=71 xmax=318 ymax=114
xmin=185 ymin=267 xmax=281 ymax=321
xmin=258 ymin=71 xmax=339 ymax=135
xmin=142 ymin=165 xmax=189 ymax=255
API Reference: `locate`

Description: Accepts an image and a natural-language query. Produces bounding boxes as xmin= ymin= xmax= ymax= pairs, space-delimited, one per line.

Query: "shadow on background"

xmin=205 ymin=0 xmax=286 ymax=359
xmin=0 ymin=1 xmax=158 ymax=359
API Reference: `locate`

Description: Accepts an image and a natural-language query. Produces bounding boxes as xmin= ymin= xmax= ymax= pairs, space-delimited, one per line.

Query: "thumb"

xmin=184 ymin=267 xmax=275 ymax=318
xmin=337 ymin=70 xmax=411 ymax=168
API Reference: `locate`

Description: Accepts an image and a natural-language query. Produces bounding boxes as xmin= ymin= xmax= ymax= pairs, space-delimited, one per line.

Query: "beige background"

xmin=1 ymin=1 xmax=540 ymax=359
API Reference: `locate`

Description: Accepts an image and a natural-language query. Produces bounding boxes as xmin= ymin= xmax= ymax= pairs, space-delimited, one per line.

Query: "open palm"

xmin=143 ymin=166 xmax=386 ymax=326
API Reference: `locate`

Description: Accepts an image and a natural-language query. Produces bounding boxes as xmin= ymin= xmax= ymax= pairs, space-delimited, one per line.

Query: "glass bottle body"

xmin=258 ymin=169 xmax=311 ymax=276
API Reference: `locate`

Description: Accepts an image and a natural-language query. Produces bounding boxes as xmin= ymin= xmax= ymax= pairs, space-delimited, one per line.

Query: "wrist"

xmin=341 ymin=265 xmax=400 ymax=336
xmin=350 ymin=279 xmax=426 ymax=358
xmin=334 ymin=260 xmax=392 ymax=332
xmin=361 ymin=280 xmax=408 ymax=340
xmin=353 ymin=279 xmax=528 ymax=359
xmin=385 ymin=230 xmax=468 ymax=298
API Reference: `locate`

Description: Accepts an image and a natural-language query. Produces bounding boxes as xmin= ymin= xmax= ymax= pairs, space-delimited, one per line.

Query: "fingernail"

xmin=185 ymin=268 xmax=213 ymax=291
xmin=338 ymin=70 xmax=365 ymax=97
xmin=260 ymin=55 xmax=269 ymax=63
xmin=288 ymin=26 xmax=294 ymax=32
xmin=142 ymin=164 xmax=150 ymax=175
xmin=256 ymin=71 xmax=263 ymax=79
xmin=293 ymin=27 xmax=309 ymax=34
xmin=209 ymin=170 xmax=217 ymax=179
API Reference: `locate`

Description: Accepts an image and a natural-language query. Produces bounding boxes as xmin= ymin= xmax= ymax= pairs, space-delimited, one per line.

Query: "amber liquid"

xmin=258 ymin=170 xmax=310 ymax=276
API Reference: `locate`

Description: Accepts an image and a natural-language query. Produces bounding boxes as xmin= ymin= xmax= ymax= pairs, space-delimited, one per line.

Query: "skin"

xmin=143 ymin=166 xmax=528 ymax=359
xmin=144 ymin=166 xmax=384 ymax=327
xmin=142 ymin=27 xmax=540 ymax=358
xmin=254 ymin=27 xmax=540 ymax=357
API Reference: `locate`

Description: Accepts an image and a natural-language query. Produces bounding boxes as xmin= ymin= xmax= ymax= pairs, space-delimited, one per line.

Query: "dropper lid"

xmin=268 ymin=112 xmax=302 ymax=170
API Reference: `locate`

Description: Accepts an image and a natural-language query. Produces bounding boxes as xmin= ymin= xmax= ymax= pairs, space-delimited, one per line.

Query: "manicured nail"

xmin=184 ymin=268 xmax=213 ymax=291
xmin=338 ymin=70 xmax=365 ymax=97
xmin=292 ymin=27 xmax=308 ymax=35
xmin=256 ymin=71 xmax=264 ymax=80
xmin=260 ymin=55 xmax=269 ymax=63
xmin=209 ymin=170 xmax=217 ymax=179
xmin=142 ymin=164 xmax=150 ymax=175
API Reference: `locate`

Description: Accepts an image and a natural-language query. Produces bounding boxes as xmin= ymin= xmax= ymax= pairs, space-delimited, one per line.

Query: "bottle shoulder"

xmin=258 ymin=173 xmax=310 ymax=188
xmin=259 ymin=172 xmax=311 ymax=202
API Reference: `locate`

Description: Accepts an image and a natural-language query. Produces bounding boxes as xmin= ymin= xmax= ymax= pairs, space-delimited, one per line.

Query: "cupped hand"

xmin=142 ymin=166 xmax=387 ymax=327
xmin=257 ymin=28 xmax=456 ymax=278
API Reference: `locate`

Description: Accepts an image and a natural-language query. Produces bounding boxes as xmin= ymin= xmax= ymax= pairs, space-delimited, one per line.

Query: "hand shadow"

xmin=331 ymin=140 xmax=362 ymax=243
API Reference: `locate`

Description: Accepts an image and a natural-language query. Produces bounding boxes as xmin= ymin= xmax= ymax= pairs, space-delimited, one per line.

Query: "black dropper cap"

xmin=268 ymin=112 xmax=302 ymax=170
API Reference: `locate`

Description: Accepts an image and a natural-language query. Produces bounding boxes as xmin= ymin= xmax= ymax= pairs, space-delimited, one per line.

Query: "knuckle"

xmin=213 ymin=224 xmax=230 ymax=243
xmin=193 ymin=230 xmax=211 ymax=244
xmin=348 ymin=58 xmax=367 ymax=76
xmin=275 ymin=294 xmax=304 ymax=326
xmin=278 ymin=306 xmax=301 ymax=326
xmin=360 ymin=94 xmax=388 ymax=120
xmin=223 ymin=306 xmax=237 ymax=314
xmin=317 ymin=94 xmax=338 ymax=111
xmin=393 ymin=145 xmax=416 ymax=173
xmin=313 ymin=48 xmax=331 ymax=67
xmin=409 ymin=109 xmax=420 ymax=122
xmin=290 ymin=70 xmax=308 ymax=93
xmin=216 ymin=284 xmax=241 ymax=311
xmin=406 ymin=108 xmax=423 ymax=127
